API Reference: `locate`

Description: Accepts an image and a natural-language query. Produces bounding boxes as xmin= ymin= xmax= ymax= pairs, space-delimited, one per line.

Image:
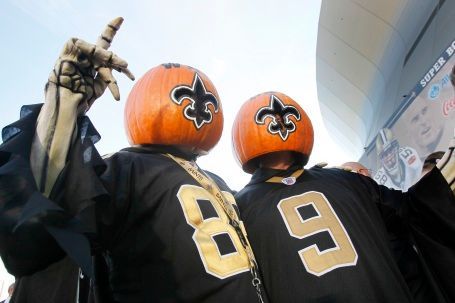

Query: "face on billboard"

xmin=408 ymin=102 xmax=444 ymax=153
xmin=380 ymin=140 xmax=399 ymax=171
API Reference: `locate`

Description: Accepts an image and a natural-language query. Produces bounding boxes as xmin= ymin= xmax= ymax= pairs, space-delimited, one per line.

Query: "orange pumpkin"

xmin=232 ymin=92 xmax=314 ymax=173
xmin=125 ymin=63 xmax=223 ymax=155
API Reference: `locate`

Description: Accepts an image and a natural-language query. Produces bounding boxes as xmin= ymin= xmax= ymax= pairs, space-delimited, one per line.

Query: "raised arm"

xmin=30 ymin=17 xmax=134 ymax=196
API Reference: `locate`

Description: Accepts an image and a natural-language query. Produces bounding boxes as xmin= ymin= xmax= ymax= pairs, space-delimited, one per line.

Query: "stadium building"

xmin=316 ymin=0 xmax=455 ymax=190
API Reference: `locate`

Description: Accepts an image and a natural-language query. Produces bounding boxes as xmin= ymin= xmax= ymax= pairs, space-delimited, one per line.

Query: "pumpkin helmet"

xmin=232 ymin=92 xmax=314 ymax=173
xmin=124 ymin=63 xmax=223 ymax=155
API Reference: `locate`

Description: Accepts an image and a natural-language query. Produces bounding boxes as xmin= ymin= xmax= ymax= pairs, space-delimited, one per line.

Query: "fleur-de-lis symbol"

xmin=171 ymin=73 xmax=219 ymax=129
xmin=255 ymin=95 xmax=301 ymax=140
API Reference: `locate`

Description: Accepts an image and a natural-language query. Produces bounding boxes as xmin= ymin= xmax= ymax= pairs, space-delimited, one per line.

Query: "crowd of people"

xmin=0 ymin=17 xmax=454 ymax=303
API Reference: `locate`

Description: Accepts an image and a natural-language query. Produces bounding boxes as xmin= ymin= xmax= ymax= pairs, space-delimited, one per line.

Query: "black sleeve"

xmin=374 ymin=168 xmax=455 ymax=302
xmin=0 ymin=104 xmax=108 ymax=278
xmin=404 ymin=167 xmax=455 ymax=302
xmin=367 ymin=169 xmax=455 ymax=243
xmin=404 ymin=167 xmax=455 ymax=248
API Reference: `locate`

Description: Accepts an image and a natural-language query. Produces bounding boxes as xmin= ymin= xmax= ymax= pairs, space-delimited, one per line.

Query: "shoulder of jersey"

xmin=315 ymin=163 xmax=352 ymax=172
xmin=312 ymin=162 xmax=329 ymax=168
xmin=102 ymin=152 xmax=116 ymax=160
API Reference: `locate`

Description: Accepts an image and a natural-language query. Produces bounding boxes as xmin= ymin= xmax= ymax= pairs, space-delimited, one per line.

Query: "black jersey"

xmin=94 ymin=148 xmax=258 ymax=302
xmin=0 ymin=105 xmax=260 ymax=303
xmin=236 ymin=165 xmax=454 ymax=303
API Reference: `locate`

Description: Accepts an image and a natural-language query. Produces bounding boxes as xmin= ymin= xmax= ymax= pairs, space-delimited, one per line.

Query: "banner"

xmin=363 ymin=39 xmax=455 ymax=191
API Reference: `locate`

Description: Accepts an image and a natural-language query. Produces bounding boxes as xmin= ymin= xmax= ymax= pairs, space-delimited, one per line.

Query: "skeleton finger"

xmin=75 ymin=39 xmax=129 ymax=68
xmin=96 ymin=17 xmax=123 ymax=50
xmin=97 ymin=67 xmax=120 ymax=100
xmin=111 ymin=65 xmax=135 ymax=81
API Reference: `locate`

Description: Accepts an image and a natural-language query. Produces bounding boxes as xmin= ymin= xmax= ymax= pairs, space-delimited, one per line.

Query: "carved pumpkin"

xmin=125 ymin=63 xmax=223 ymax=155
xmin=232 ymin=91 xmax=314 ymax=173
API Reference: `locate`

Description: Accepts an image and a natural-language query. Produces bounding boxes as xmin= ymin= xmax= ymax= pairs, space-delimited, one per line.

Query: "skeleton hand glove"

xmin=436 ymin=130 xmax=455 ymax=192
xmin=32 ymin=17 xmax=134 ymax=196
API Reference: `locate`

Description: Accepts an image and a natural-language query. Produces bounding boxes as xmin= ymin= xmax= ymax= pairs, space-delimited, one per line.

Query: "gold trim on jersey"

xmin=266 ymin=169 xmax=304 ymax=184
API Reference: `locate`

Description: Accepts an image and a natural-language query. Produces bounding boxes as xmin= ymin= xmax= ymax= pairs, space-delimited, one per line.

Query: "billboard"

xmin=363 ymin=39 xmax=455 ymax=191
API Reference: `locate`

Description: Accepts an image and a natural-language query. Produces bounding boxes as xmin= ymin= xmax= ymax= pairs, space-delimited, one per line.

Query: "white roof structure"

xmin=316 ymin=0 xmax=439 ymax=158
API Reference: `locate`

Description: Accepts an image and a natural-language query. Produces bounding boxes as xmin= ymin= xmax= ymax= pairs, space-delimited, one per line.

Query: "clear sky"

xmin=0 ymin=0 xmax=353 ymax=294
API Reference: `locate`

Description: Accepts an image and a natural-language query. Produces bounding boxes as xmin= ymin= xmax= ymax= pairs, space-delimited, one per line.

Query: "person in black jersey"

xmin=0 ymin=18 xmax=265 ymax=303
xmin=341 ymin=161 xmax=439 ymax=302
xmin=232 ymin=91 xmax=455 ymax=303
